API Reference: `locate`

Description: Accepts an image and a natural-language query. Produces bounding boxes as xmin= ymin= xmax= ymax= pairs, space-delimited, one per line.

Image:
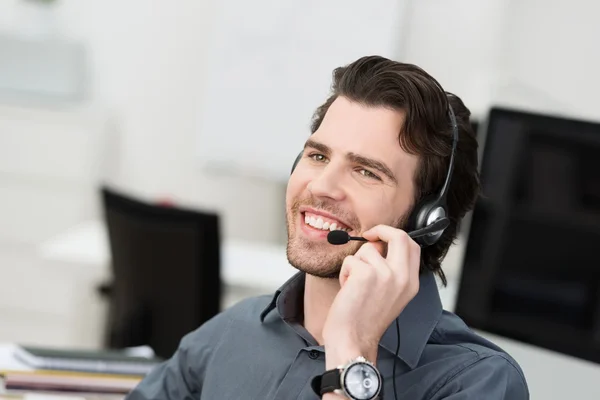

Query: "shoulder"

xmin=186 ymin=294 xmax=274 ymax=339
xmin=178 ymin=294 xmax=273 ymax=347
xmin=424 ymin=310 xmax=528 ymax=398
xmin=430 ymin=310 xmax=523 ymax=365
xmin=220 ymin=294 xmax=274 ymax=322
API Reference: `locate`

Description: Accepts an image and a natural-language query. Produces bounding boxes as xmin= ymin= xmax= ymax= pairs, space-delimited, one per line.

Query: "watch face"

xmin=342 ymin=362 xmax=381 ymax=400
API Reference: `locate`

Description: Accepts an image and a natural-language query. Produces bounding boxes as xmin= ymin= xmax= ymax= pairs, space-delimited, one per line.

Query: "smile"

xmin=302 ymin=211 xmax=350 ymax=233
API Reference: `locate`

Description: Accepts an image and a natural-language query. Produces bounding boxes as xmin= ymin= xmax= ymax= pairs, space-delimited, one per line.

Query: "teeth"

xmin=303 ymin=214 xmax=348 ymax=232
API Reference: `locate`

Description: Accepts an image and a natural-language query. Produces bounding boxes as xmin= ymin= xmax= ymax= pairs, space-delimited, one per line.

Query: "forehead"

xmin=312 ymin=96 xmax=418 ymax=172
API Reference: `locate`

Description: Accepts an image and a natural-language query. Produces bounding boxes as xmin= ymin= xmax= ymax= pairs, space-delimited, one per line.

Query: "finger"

xmin=339 ymin=255 xmax=373 ymax=287
xmin=358 ymin=239 xmax=387 ymax=258
xmin=362 ymin=224 xmax=412 ymax=266
xmin=362 ymin=224 xmax=401 ymax=242
xmin=354 ymin=242 xmax=388 ymax=270
xmin=339 ymin=256 xmax=352 ymax=287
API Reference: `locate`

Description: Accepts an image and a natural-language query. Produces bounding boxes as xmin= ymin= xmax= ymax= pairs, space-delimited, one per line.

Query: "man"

xmin=127 ymin=56 xmax=528 ymax=399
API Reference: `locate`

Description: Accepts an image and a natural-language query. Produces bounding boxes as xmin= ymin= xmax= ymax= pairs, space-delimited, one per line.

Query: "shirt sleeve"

xmin=429 ymin=355 xmax=529 ymax=400
xmin=125 ymin=312 xmax=231 ymax=400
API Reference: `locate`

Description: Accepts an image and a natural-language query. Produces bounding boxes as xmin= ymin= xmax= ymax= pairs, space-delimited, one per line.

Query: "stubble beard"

xmin=286 ymin=228 xmax=361 ymax=279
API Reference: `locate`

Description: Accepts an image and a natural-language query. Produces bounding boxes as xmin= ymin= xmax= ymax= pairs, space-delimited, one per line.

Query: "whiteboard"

xmin=196 ymin=0 xmax=409 ymax=182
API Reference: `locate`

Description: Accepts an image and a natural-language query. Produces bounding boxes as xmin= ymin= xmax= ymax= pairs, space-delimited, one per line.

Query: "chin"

xmin=286 ymin=229 xmax=358 ymax=280
xmin=287 ymin=249 xmax=341 ymax=279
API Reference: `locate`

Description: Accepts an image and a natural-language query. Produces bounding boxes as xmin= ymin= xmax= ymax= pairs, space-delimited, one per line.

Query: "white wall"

xmin=0 ymin=0 xmax=287 ymax=244
xmin=195 ymin=0 xmax=410 ymax=182
xmin=402 ymin=0 xmax=600 ymax=123
xmin=497 ymin=0 xmax=600 ymax=121
xmin=400 ymin=0 xmax=510 ymax=119
xmin=80 ymin=0 xmax=287 ymax=243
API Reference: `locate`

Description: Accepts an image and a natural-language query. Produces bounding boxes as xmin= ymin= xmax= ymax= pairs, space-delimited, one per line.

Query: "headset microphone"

xmin=327 ymin=230 xmax=367 ymax=245
xmin=326 ymin=217 xmax=451 ymax=245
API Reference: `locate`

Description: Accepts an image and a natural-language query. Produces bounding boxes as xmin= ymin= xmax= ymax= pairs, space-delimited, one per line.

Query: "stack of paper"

xmin=12 ymin=346 xmax=161 ymax=376
xmin=0 ymin=346 xmax=160 ymax=399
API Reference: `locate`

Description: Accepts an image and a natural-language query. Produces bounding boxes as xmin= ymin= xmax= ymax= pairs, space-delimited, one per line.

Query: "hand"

xmin=322 ymin=225 xmax=421 ymax=368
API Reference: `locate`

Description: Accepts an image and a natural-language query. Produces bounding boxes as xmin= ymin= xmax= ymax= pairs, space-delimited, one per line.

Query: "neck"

xmin=303 ymin=274 xmax=340 ymax=345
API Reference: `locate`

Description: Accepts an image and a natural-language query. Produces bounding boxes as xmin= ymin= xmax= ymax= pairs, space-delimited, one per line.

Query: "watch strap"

xmin=311 ymin=368 xmax=342 ymax=398
xmin=320 ymin=368 xmax=341 ymax=394
xmin=310 ymin=374 xmax=322 ymax=396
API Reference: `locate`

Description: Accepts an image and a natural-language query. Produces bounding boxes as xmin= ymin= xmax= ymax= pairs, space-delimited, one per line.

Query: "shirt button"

xmin=308 ymin=350 xmax=320 ymax=359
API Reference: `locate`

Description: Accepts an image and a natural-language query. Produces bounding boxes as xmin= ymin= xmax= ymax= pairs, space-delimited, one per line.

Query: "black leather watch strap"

xmin=311 ymin=368 xmax=341 ymax=397
xmin=310 ymin=374 xmax=322 ymax=396
xmin=320 ymin=368 xmax=341 ymax=394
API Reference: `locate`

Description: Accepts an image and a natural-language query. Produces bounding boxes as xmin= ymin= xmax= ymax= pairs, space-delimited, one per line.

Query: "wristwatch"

xmin=311 ymin=356 xmax=382 ymax=399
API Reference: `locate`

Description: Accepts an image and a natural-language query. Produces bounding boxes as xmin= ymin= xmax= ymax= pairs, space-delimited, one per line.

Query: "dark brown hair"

xmin=310 ymin=55 xmax=481 ymax=286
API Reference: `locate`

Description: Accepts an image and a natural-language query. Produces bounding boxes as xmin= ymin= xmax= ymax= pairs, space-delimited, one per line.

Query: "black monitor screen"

xmin=455 ymin=107 xmax=600 ymax=364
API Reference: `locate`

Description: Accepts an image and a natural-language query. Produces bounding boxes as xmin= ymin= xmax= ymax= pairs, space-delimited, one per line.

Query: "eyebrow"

xmin=304 ymin=139 xmax=398 ymax=184
xmin=304 ymin=139 xmax=331 ymax=155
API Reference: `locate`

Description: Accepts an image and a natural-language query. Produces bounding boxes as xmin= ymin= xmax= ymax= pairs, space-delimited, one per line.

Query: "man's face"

xmin=285 ymin=96 xmax=419 ymax=278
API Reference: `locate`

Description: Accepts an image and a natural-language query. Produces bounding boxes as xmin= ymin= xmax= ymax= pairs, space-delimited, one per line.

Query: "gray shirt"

xmin=127 ymin=271 xmax=528 ymax=399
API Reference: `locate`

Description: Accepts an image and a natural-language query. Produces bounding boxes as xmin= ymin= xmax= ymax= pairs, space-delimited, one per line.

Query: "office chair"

xmin=99 ymin=186 xmax=221 ymax=359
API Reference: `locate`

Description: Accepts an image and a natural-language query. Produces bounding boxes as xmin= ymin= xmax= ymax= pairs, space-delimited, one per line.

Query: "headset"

xmin=290 ymin=100 xmax=459 ymax=248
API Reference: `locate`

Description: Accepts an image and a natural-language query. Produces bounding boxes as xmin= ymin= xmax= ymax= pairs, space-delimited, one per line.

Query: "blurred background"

xmin=0 ymin=0 xmax=599 ymax=398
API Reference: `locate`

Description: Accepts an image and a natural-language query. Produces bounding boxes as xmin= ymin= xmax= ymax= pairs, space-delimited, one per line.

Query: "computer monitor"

xmin=100 ymin=186 xmax=222 ymax=359
xmin=455 ymin=107 xmax=600 ymax=364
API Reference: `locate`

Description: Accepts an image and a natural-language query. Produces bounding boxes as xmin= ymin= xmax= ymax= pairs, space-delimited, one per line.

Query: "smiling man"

xmin=126 ymin=56 xmax=529 ymax=399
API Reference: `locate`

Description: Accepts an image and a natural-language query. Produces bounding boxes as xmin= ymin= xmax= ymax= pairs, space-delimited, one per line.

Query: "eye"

xmin=359 ymin=169 xmax=381 ymax=181
xmin=309 ymin=153 xmax=328 ymax=163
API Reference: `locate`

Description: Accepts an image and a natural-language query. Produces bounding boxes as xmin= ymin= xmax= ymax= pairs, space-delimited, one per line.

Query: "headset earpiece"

xmin=409 ymin=195 xmax=448 ymax=246
xmin=407 ymin=102 xmax=458 ymax=247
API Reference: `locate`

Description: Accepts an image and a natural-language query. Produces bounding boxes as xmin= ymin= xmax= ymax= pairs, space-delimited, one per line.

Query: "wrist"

xmin=324 ymin=339 xmax=378 ymax=370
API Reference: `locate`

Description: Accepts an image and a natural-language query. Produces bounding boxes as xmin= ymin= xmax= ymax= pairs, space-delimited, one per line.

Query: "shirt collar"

xmin=259 ymin=272 xmax=305 ymax=323
xmin=260 ymin=270 xmax=442 ymax=370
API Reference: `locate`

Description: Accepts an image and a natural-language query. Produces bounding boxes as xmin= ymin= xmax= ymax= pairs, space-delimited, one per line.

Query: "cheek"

xmin=353 ymin=200 xmax=379 ymax=228
xmin=355 ymin=191 xmax=398 ymax=228
xmin=286 ymin=172 xmax=307 ymax=208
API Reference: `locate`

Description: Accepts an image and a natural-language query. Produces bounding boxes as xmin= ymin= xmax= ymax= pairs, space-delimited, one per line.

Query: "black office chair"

xmin=99 ymin=186 xmax=221 ymax=359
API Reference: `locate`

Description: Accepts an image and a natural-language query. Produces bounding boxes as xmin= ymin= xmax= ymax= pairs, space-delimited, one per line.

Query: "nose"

xmin=307 ymin=163 xmax=346 ymax=201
